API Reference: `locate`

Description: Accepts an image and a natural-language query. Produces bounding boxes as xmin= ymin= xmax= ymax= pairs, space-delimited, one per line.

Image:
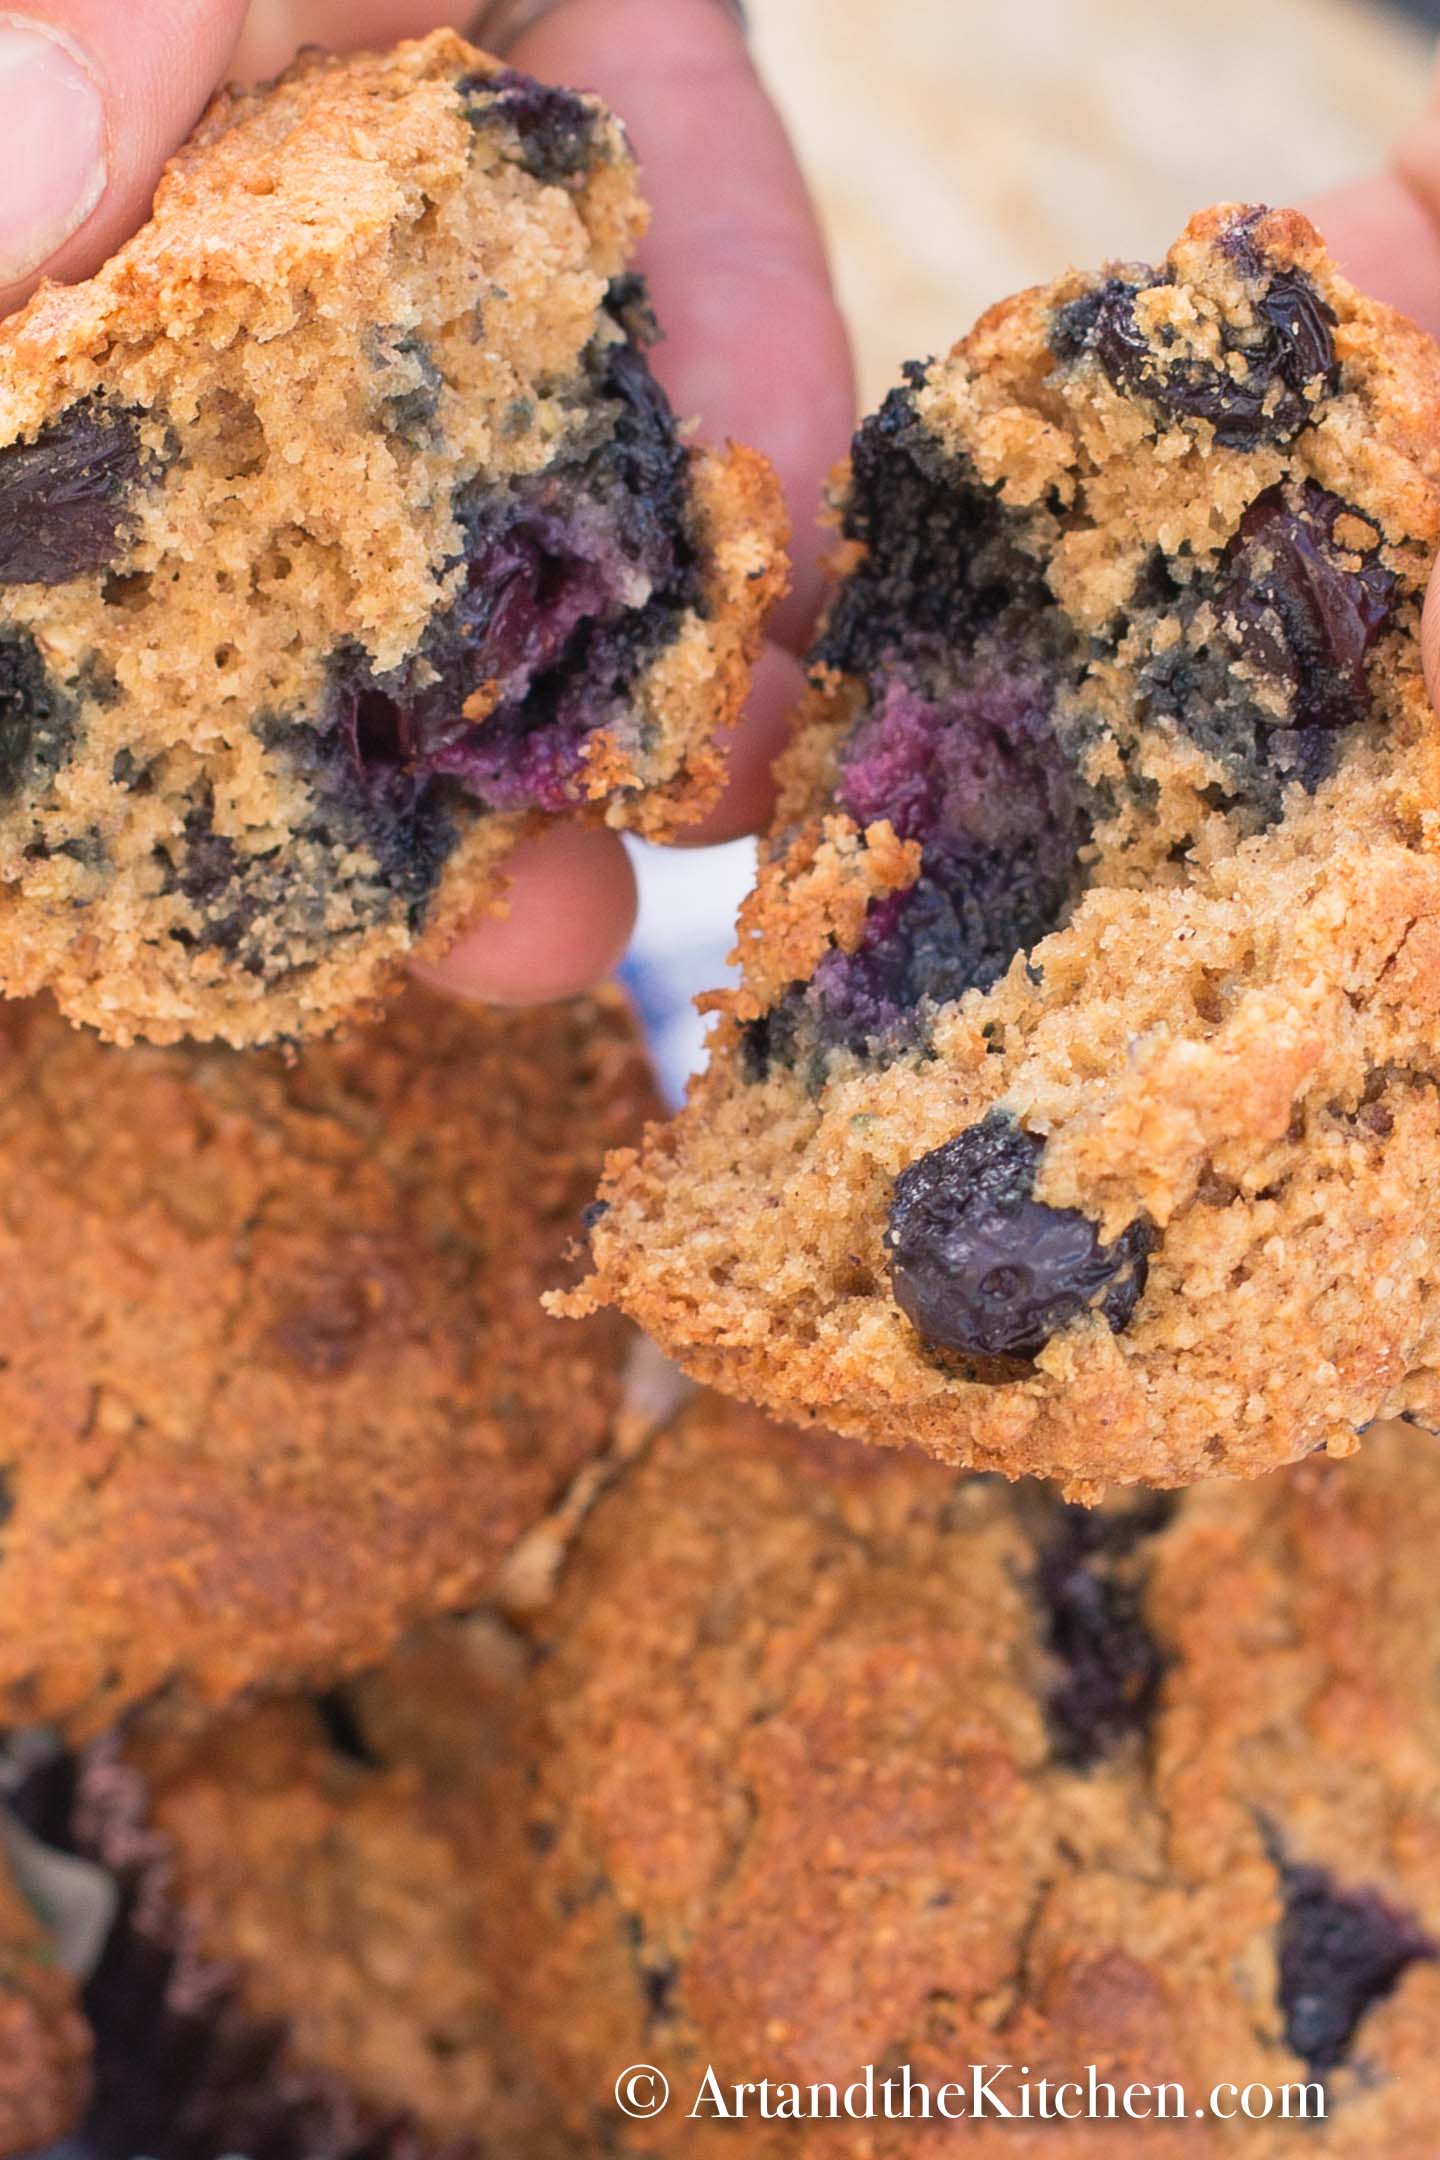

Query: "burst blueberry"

xmin=1055 ymin=247 xmax=1338 ymax=448
xmin=1215 ymin=481 xmax=1396 ymax=729
xmin=1277 ymin=1862 xmax=1434 ymax=2073
xmin=1141 ymin=479 xmax=1399 ymax=819
xmin=322 ymin=304 xmax=698 ymax=821
xmin=463 ymin=67 xmax=597 ymax=185
xmin=816 ymin=379 xmax=1057 ymax=684
xmin=0 ymin=401 xmax=146 ymax=587
xmin=1037 ymin=1497 xmax=1174 ymax=1767
xmin=885 ymin=1113 xmax=1152 ymax=1360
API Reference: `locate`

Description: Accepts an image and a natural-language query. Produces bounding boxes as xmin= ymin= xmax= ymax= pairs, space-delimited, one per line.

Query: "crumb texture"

xmin=0 ymin=981 xmax=651 ymax=1734
xmin=0 ymin=32 xmax=785 ymax=1046
xmin=567 ymin=203 xmax=1440 ymax=1489
xmin=46 ymin=1400 xmax=1440 ymax=2158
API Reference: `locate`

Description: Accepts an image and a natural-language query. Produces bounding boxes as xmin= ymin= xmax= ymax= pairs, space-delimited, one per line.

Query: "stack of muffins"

xmin=2 ymin=29 xmax=1440 ymax=2160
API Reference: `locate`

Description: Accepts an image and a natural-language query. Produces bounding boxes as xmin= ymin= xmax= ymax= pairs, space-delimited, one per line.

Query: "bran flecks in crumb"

xmin=42 ymin=1400 xmax=1440 ymax=2158
xmin=561 ymin=205 xmax=1440 ymax=1492
xmin=0 ymin=32 xmax=786 ymax=1046
xmin=0 ymin=982 xmax=652 ymax=1735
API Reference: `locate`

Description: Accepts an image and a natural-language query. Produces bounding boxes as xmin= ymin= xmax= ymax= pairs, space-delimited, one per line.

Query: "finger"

xmin=1304 ymin=170 xmax=1440 ymax=341
xmin=0 ymin=0 xmax=250 ymax=316
xmin=232 ymin=1 xmax=470 ymax=81
xmin=670 ymin=640 xmax=801 ymax=847
xmin=508 ymin=0 xmax=856 ymax=652
xmin=413 ymin=822 xmax=637 ymax=1003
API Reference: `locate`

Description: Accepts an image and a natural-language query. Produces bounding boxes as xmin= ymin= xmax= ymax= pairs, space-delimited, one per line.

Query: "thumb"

xmin=0 ymin=0 xmax=249 ymax=317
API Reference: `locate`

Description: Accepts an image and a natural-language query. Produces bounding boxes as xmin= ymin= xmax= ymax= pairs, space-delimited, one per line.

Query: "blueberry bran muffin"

xmin=561 ymin=205 xmax=1440 ymax=1492
xmin=0 ymin=980 xmax=651 ymax=1737
xmin=39 ymin=1641 xmax=549 ymax=2160
xmin=0 ymin=1847 xmax=91 ymax=2153
xmin=43 ymin=1398 xmax=1440 ymax=2158
xmin=0 ymin=31 xmax=785 ymax=1047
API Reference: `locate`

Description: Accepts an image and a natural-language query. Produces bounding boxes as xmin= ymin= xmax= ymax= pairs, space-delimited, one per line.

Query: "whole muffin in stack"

xmin=45 ymin=1397 xmax=1440 ymax=2157
xmin=0 ymin=980 xmax=652 ymax=1736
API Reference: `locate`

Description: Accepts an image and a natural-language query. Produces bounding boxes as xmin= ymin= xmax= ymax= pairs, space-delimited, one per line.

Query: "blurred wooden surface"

xmin=748 ymin=0 xmax=1432 ymax=405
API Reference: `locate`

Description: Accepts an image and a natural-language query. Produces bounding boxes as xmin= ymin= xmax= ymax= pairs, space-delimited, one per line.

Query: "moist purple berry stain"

xmin=326 ymin=328 xmax=697 ymax=822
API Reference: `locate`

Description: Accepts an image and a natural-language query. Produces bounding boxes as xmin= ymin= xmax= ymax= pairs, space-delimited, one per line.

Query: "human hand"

xmin=0 ymin=0 xmax=854 ymax=1006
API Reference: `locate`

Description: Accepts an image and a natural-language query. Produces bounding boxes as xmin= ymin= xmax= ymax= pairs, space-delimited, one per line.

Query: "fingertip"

xmin=412 ymin=821 xmax=638 ymax=1005
xmin=511 ymin=0 xmax=855 ymax=649
xmin=672 ymin=639 xmax=802 ymax=846
xmin=0 ymin=0 xmax=251 ymax=318
xmin=1305 ymin=170 xmax=1440 ymax=341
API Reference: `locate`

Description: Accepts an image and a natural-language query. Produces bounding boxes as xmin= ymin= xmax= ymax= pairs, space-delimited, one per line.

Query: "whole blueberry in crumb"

xmin=1216 ymin=481 xmax=1397 ymax=730
xmin=1056 ymin=251 xmax=1338 ymax=449
xmin=0 ymin=401 xmax=145 ymax=586
xmin=885 ymin=1112 xmax=1152 ymax=1360
xmin=1278 ymin=1862 xmax=1433 ymax=2072
xmin=464 ymin=68 xmax=597 ymax=186
xmin=1037 ymin=1497 xmax=1174 ymax=1767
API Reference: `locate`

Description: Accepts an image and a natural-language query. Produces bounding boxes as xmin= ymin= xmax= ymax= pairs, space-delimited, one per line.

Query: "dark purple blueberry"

xmin=1140 ymin=481 xmax=1399 ymax=821
xmin=885 ymin=1112 xmax=1152 ymax=1360
xmin=313 ymin=1691 xmax=383 ymax=1769
xmin=324 ymin=320 xmax=697 ymax=820
xmin=739 ymin=383 xmax=1085 ymax=1082
xmin=1036 ymin=1496 xmax=1174 ymax=1767
xmin=0 ymin=401 xmax=144 ymax=586
xmin=462 ymin=66 xmax=597 ymax=185
xmin=1056 ymin=247 xmax=1338 ymax=448
xmin=151 ymin=806 xmax=265 ymax=957
xmin=0 ymin=628 xmax=72 ymax=797
xmin=643 ymin=1959 xmax=678 ymax=2027
xmin=1278 ymin=1862 xmax=1434 ymax=2073
xmin=1215 ymin=481 xmax=1396 ymax=729
xmin=31 ymin=1733 xmax=426 ymax=2160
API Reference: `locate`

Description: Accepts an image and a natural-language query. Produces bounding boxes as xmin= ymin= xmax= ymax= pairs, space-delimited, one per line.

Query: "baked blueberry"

xmin=885 ymin=1115 xmax=1151 ymax=1360
xmin=1278 ymin=1863 xmax=1434 ymax=2074
xmin=0 ymin=400 xmax=147 ymax=588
